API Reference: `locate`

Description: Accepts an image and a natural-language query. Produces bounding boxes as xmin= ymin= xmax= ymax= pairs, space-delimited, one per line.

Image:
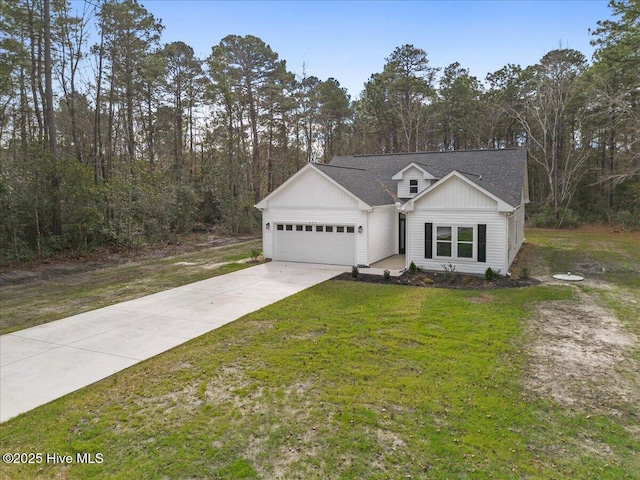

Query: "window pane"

xmin=316 ymin=226 xmax=323 ymax=232
xmin=458 ymin=227 xmax=473 ymax=242
xmin=346 ymin=226 xmax=355 ymax=233
xmin=410 ymin=179 xmax=418 ymax=186
xmin=410 ymin=186 xmax=418 ymax=194
xmin=337 ymin=226 xmax=345 ymax=233
xmin=305 ymin=225 xmax=313 ymax=231
xmin=458 ymin=243 xmax=473 ymax=258
xmin=437 ymin=242 xmax=452 ymax=257
xmin=277 ymin=224 xmax=284 ymax=231
xmin=326 ymin=226 xmax=333 ymax=232
xmin=437 ymin=226 xmax=452 ymax=241
xmin=286 ymin=225 xmax=293 ymax=231
xmin=296 ymin=225 xmax=303 ymax=231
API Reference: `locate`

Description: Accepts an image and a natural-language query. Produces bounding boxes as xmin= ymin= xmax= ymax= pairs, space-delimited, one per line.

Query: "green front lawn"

xmin=2 ymin=280 xmax=638 ymax=479
xmin=2 ymin=226 xmax=639 ymax=478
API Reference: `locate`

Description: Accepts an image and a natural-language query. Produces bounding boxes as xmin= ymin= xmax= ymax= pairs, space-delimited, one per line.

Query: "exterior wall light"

xmin=266 ymin=222 xmax=270 ymax=230
xmin=358 ymin=226 xmax=363 ymax=233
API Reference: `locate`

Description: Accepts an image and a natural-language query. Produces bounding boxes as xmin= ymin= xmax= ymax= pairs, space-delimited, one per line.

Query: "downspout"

xmin=364 ymin=209 xmax=371 ymax=267
xmin=404 ymin=210 xmax=410 ymax=270
xmin=394 ymin=201 xmax=401 ymax=256
xmin=504 ymin=212 xmax=510 ymax=274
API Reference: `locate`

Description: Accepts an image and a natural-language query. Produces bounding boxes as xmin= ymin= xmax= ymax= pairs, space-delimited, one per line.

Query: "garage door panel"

xmin=274 ymin=224 xmax=355 ymax=265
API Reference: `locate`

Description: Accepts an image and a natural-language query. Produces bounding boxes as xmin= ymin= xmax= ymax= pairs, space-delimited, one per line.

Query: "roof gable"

xmin=391 ymin=162 xmax=437 ymax=181
xmin=402 ymin=170 xmax=513 ymax=212
xmin=255 ymin=164 xmax=363 ymax=209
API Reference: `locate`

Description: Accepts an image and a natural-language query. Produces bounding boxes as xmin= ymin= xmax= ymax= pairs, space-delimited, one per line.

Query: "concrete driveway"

xmin=0 ymin=262 xmax=346 ymax=422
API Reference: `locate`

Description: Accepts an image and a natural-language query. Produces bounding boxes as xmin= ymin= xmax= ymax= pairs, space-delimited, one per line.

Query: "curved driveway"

xmin=0 ymin=262 xmax=346 ymax=422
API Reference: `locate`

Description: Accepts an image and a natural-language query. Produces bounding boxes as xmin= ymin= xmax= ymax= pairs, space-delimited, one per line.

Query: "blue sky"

xmin=73 ymin=0 xmax=613 ymax=99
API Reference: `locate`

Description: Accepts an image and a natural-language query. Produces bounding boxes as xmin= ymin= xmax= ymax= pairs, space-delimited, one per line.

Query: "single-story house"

xmin=254 ymin=148 xmax=529 ymax=275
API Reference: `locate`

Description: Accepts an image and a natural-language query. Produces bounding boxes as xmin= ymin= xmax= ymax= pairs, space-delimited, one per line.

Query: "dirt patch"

xmin=335 ymin=271 xmax=540 ymax=290
xmin=466 ymin=292 xmax=494 ymax=303
xmin=202 ymin=257 xmax=257 ymax=270
xmin=0 ymin=233 xmax=258 ymax=287
xmin=524 ymin=283 xmax=639 ymax=425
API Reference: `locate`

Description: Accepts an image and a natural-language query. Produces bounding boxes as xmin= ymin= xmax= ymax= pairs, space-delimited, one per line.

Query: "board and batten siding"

xmin=367 ymin=205 xmax=396 ymax=264
xmin=421 ymin=175 xmax=497 ymax=209
xmin=262 ymin=209 xmax=368 ymax=265
xmin=267 ymin=166 xmax=359 ymax=209
xmin=397 ymin=166 xmax=433 ymax=199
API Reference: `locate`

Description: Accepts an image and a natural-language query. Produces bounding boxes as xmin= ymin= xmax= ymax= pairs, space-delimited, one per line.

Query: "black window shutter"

xmin=424 ymin=223 xmax=433 ymax=259
xmin=478 ymin=224 xmax=487 ymax=262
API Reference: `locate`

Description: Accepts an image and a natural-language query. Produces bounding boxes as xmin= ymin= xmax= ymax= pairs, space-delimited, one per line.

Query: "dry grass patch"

xmin=525 ymin=286 xmax=638 ymax=417
xmin=0 ymin=239 xmax=261 ymax=333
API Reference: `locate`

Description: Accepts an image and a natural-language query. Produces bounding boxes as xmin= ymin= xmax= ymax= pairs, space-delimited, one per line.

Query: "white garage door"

xmin=274 ymin=224 xmax=356 ymax=266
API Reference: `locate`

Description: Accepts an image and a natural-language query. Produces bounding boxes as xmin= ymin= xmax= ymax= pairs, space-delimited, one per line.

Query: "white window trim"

xmin=434 ymin=224 xmax=476 ymax=261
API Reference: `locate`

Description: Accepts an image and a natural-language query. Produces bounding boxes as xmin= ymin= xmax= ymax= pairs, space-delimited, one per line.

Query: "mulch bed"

xmin=334 ymin=270 xmax=540 ymax=289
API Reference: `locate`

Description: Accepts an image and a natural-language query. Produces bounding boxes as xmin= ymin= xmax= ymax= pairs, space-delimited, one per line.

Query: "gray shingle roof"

xmin=328 ymin=148 xmax=527 ymax=207
xmin=312 ymin=163 xmax=396 ymax=206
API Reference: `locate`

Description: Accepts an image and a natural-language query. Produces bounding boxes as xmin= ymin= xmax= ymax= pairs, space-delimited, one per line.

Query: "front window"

xmin=435 ymin=225 xmax=474 ymax=259
xmin=410 ymin=179 xmax=418 ymax=194
xmin=457 ymin=227 xmax=473 ymax=258
xmin=436 ymin=227 xmax=452 ymax=257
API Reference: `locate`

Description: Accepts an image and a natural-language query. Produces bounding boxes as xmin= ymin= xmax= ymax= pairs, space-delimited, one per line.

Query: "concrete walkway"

xmin=369 ymin=254 xmax=406 ymax=276
xmin=0 ymin=262 xmax=346 ymax=422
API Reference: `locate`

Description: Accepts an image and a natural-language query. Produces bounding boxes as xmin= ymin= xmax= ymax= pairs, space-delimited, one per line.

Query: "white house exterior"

xmin=255 ymin=148 xmax=529 ymax=275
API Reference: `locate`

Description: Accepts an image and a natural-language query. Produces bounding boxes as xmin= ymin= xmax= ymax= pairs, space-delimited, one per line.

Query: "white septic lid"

xmin=553 ymin=272 xmax=584 ymax=281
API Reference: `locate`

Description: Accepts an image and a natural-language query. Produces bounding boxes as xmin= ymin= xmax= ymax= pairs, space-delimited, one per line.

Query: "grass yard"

xmin=1 ymin=227 xmax=639 ymax=479
xmin=0 ymin=238 xmax=261 ymax=334
xmin=518 ymin=226 xmax=640 ymax=288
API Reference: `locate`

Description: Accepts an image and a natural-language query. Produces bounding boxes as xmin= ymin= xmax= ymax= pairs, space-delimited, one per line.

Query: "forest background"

xmin=0 ymin=0 xmax=638 ymax=264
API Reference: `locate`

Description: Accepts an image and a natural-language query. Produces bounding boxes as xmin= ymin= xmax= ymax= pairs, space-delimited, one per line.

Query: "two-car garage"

xmin=273 ymin=223 xmax=356 ymax=266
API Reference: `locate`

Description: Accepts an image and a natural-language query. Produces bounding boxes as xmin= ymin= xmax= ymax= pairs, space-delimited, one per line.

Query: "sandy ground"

xmin=525 ymin=277 xmax=640 ymax=439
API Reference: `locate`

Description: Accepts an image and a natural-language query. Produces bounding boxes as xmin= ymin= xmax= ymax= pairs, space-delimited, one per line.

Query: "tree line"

xmin=1 ymin=0 xmax=638 ymax=263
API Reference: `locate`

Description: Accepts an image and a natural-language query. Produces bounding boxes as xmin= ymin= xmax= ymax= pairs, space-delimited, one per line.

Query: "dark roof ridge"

xmin=352 ymin=147 xmax=519 ymax=158
xmin=455 ymin=169 xmax=482 ymax=178
xmin=313 ymin=163 xmax=367 ymax=172
xmin=414 ymin=162 xmax=433 ymax=170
